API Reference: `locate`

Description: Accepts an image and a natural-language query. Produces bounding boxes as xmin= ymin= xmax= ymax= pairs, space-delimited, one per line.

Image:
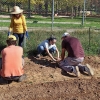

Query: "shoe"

xmin=36 ymin=54 xmax=40 ymax=58
xmin=85 ymin=64 xmax=94 ymax=76
xmin=73 ymin=66 xmax=80 ymax=77
xmin=18 ymin=74 xmax=27 ymax=82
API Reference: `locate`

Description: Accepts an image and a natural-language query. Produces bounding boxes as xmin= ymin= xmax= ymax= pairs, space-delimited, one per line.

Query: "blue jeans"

xmin=37 ymin=46 xmax=56 ymax=55
xmin=13 ymin=33 xmax=24 ymax=47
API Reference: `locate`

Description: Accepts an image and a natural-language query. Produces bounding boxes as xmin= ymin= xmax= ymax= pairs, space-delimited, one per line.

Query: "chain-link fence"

xmin=88 ymin=27 xmax=100 ymax=55
xmin=70 ymin=28 xmax=100 ymax=55
xmin=0 ymin=29 xmax=100 ymax=56
xmin=0 ymin=0 xmax=100 ymax=56
xmin=0 ymin=0 xmax=100 ymax=30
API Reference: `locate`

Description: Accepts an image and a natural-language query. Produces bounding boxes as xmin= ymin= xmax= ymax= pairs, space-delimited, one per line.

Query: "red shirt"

xmin=62 ymin=36 xmax=84 ymax=58
xmin=0 ymin=45 xmax=24 ymax=77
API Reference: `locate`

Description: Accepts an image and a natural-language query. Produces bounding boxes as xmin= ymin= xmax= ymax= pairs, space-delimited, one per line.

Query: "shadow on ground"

xmin=27 ymin=49 xmax=58 ymax=68
xmin=28 ymin=56 xmax=58 ymax=68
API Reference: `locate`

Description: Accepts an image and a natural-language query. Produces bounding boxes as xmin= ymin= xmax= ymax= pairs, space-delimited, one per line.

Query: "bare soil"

xmin=0 ymin=56 xmax=100 ymax=100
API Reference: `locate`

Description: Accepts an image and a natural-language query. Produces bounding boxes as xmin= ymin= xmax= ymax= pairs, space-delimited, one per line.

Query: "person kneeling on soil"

xmin=0 ymin=35 xmax=26 ymax=84
xmin=36 ymin=36 xmax=60 ymax=62
xmin=58 ymin=32 xmax=94 ymax=77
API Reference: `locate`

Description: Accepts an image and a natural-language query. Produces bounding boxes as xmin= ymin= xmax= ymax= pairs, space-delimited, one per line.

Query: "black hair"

xmin=47 ymin=36 xmax=57 ymax=42
xmin=13 ymin=14 xmax=22 ymax=18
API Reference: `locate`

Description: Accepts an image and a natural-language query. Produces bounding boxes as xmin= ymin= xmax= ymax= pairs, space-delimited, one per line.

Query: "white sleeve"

xmin=54 ymin=44 xmax=57 ymax=48
xmin=44 ymin=42 xmax=49 ymax=49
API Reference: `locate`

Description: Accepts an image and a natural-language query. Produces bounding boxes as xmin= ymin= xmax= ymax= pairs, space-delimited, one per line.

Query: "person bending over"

xmin=36 ymin=36 xmax=60 ymax=62
xmin=58 ymin=32 xmax=94 ymax=77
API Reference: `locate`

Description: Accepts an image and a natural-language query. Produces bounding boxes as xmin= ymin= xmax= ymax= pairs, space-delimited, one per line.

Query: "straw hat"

xmin=11 ymin=6 xmax=23 ymax=14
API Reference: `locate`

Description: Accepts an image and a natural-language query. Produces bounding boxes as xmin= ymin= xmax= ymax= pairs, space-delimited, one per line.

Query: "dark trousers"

xmin=13 ymin=33 xmax=24 ymax=47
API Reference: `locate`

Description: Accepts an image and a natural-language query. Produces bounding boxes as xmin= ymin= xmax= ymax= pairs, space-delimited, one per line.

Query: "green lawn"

xmin=0 ymin=16 xmax=100 ymax=28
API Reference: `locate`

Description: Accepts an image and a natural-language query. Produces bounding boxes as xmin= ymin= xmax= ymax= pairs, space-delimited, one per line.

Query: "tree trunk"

xmin=55 ymin=1 xmax=58 ymax=14
xmin=44 ymin=1 xmax=48 ymax=16
xmin=71 ymin=6 xmax=74 ymax=19
xmin=38 ymin=4 xmax=42 ymax=15
xmin=74 ymin=6 xmax=77 ymax=17
xmin=78 ymin=6 xmax=81 ymax=17
xmin=7 ymin=4 xmax=10 ymax=12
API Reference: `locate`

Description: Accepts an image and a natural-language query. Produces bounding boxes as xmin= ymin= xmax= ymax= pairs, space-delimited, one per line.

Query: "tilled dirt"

xmin=0 ymin=56 xmax=100 ymax=100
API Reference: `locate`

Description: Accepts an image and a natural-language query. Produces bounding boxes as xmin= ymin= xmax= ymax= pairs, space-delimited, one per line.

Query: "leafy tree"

xmin=67 ymin=0 xmax=83 ymax=18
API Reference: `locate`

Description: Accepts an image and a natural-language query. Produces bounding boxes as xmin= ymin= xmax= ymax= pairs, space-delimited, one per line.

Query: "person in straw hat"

xmin=0 ymin=35 xmax=26 ymax=84
xmin=8 ymin=6 xmax=28 ymax=47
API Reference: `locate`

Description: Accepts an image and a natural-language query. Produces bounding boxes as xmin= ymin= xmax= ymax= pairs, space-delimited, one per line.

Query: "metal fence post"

xmin=82 ymin=0 xmax=86 ymax=26
xmin=89 ymin=27 xmax=91 ymax=47
xmin=51 ymin=0 xmax=54 ymax=31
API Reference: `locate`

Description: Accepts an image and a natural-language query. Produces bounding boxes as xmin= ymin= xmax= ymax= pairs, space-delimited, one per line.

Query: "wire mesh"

xmin=0 ymin=0 xmax=100 ymax=55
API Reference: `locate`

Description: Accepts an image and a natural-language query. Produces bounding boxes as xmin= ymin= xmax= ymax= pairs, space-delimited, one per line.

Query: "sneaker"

xmin=18 ymin=74 xmax=27 ymax=82
xmin=73 ymin=66 xmax=80 ymax=77
xmin=36 ymin=54 xmax=40 ymax=58
xmin=85 ymin=64 xmax=94 ymax=76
